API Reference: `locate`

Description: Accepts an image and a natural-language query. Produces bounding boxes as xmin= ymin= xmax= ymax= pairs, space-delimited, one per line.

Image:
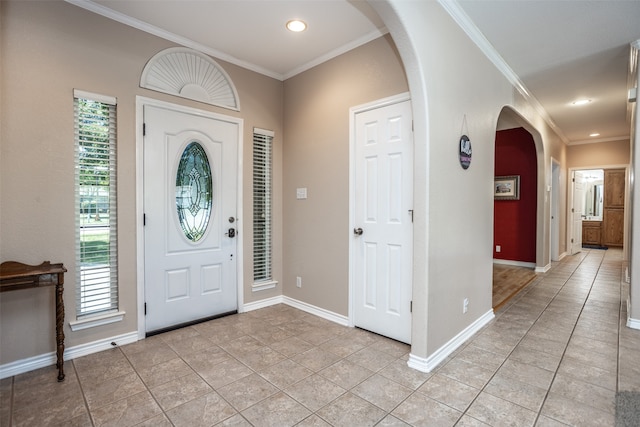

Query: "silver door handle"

xmin=354 ymin=227 xmax=363 ymax=236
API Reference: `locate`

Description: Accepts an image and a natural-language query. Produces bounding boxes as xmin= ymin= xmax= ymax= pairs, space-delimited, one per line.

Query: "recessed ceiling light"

xmin=589 ymin=133 xmax=600 ymax=137
xmin=572 ymin=99 xmax=591 ymax=106
xmin=286 ymin=20 xmax=307 ymax=32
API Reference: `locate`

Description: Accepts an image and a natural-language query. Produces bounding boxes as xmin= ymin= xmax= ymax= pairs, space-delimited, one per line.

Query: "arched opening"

xmin=369 ymin=1 xmax=430 ymax=361
xmin=492 ymin=106 xmax=548 ymax=309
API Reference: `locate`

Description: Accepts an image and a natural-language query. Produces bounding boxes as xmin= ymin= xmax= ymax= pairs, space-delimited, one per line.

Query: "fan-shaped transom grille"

xmin=141 ymin=47 xmax=240 ymax=111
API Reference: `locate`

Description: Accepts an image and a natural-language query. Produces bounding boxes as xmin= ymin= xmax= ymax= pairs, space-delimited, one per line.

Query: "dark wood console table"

xmin=0 ymin=261 xmax=67 ymax=381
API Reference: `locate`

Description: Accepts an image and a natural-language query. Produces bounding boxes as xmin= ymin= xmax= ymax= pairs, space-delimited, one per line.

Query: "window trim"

xmin=74 ymin=89 xmax=120 ymax=320
xmin=252 ymin=127 xmax=276 ymax=291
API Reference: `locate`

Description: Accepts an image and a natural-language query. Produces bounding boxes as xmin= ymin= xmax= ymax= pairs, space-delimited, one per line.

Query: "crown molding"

xmin=66 ymin=0 xmax=387 ymax=82
xmin=438 ymin=0 xmax=570 ymax=144
xmin=65 ymin=0 xmax=284 ymax=80
xmin=566 ymin=135 xmax=630 ymax=146
xmin=283 ymin=27 xmax=388 ymax=80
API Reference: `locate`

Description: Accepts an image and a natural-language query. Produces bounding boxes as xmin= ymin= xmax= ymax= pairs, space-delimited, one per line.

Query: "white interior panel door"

xmin=144 ymin=105 xmax=238 ymax=333
xmin=571 ymin=170 xmax=585 ymax=254
xmin=353 ymin=99 xmax=413 ymax=344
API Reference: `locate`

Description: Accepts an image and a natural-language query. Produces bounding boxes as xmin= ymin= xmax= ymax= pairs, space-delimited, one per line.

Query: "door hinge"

xmin=144 ymin=302 xmax=147 ymax=315
xmin=408 ymin=209 xmax=414 ymax=223
xmin=571 ymin=238 xmax=574 ymax=243
xmin=410 ymin=301 xmax=413 ymax=313
xmin=143 ymin=123 xmax=146 ymax=136
xmin=143 ymin=213 xmax=146 ymax=226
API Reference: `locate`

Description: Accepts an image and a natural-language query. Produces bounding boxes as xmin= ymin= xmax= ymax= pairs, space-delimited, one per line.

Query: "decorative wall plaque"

xmin=459 ymin=135 xmax=472 ymax=169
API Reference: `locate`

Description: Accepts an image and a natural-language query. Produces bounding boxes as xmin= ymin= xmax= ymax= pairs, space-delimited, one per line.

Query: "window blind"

xmin=253 ymin=128 xmax=274 ymax=283
xmin=74 ymin=90 xmax=118 ymax=317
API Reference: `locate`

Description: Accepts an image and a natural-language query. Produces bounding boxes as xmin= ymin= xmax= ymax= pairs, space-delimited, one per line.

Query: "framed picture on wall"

xmin=494 ymin=175 xmax=520 ymax=200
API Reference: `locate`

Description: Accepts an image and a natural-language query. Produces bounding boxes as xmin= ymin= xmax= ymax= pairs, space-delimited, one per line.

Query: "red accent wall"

xmin=494 ymin=128 xmax=537 ymax=262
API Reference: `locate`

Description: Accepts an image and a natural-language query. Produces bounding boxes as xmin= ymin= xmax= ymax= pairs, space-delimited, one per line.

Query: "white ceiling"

xmin=70 ymin=0 xmax=640 ymax=145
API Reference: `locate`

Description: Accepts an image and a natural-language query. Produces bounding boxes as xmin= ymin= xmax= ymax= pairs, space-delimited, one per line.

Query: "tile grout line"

xmin=455 ymin=250 xmax=597 ymax=426
xmin=420 ymin=254 xmax=577 ymax=426
xmin=72 ymin=355 xmax=96 ymax=426
xmin=532 ymin=249 xmax=609 ymax=426
xmin=119 ymin=342 xmax=185 ymax=426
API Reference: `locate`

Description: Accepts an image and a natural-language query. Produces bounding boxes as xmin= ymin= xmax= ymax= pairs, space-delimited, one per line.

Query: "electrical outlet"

xmin=496 ymin=245 xmax=501 ymax=253
xmin=463 ymin=298 xmax=469 ymax=314
xmin=296 ymin=276 xmax=302 ymax=288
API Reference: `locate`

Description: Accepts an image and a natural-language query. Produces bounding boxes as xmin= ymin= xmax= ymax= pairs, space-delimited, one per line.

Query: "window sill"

xmin=69 ymin=311 xmax=126 ymax=331
xmin=252 ymin=280 xmax=278 ymax=292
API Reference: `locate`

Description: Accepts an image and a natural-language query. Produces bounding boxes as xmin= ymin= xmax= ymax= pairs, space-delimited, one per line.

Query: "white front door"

xmin=352 ymin=97 xmax=413 ymax=344
xmin=571 ymin=170 xmax=585 ymax=254
xmin=144 ymin=105 xmax=238 ymax=333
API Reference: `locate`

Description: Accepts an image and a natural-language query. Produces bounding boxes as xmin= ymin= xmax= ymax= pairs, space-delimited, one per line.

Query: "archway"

xmin=369 ymin=0 xmax=431 ymax=363
xmin=492 ymin=107 xmax=548 ymax=309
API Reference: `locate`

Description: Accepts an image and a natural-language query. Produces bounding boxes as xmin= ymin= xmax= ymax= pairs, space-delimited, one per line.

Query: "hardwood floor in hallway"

xmin=492 ymin=263 xmax=538 ymax=310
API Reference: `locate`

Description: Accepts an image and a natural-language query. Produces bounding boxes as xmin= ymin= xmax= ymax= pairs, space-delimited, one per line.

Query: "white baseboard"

xmin=558 ymin=251 xmax=567 ymax=261
xmin=282 ymin=296 xmax=349 ymax=326
xmin=3 ymin=297 xmax=349 ymax=380
xmin=627 ymin=317 xmax=640 ymax=330
xmin=243 ymin=295 xmax=285 ymax=312
xmin=407 ymin=309 xmax=495 ymax=373
xmin=243 ymin=295 xmax=350 ymax=326
xmin=493 ymin=259 xmax=536 ymax=269
xmin=627 ymin=299 xmax=640 ymax=330
xmin=535 ymin=263 xmax=551 ymax=273
xmin=0 ymin=331 xmax=139 ymax=380
xmin=494 ymin=258 xmax=548 ymax=273
xmin=242 ymin=295 xmax=349 ymax=327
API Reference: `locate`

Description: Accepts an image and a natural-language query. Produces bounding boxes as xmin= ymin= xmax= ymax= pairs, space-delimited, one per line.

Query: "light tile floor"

xmin=2 ymin=248 xmax=640 ymax=426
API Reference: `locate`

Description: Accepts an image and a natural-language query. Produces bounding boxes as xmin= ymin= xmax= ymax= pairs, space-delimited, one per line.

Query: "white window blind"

xmin=253 ymin=128 xmax=274 ymax=283
xmin=74 ymin=90 xmax=118 ymax=317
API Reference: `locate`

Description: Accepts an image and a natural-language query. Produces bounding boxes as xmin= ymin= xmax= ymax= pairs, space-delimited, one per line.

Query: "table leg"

xmin=55 ymin=280 xmax=65 ymax=381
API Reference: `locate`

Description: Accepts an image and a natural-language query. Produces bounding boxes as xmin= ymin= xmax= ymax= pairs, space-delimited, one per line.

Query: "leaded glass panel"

xmin=176 ymin=141 xmax=213 ymax=242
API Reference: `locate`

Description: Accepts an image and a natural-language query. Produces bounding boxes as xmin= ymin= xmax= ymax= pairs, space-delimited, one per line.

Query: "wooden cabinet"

xmin=582 ymin=221 xmax=602 ymax=246
xmin=604 ymin=169 xmax=625 ymax=208
xmin=603 ymin=169 xmax=625 ymax=247
xmin=604 ymin=208 xmax=624 ymax=246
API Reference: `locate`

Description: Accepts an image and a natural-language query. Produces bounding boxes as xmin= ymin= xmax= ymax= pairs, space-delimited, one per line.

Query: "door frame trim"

xmin=347 ymin=91 xmax=412 ymax=332
xmin=567 ymin=165 xmax=630 ymax=258
xmin=550 ymin=157 xmax=561 ymax=261
xmin=135 ymin=96 xmax=244 ymax=339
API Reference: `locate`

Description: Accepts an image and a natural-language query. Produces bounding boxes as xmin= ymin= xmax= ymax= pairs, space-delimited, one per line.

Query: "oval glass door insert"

xmin=176 ymin=141 xmax=214 ymax=242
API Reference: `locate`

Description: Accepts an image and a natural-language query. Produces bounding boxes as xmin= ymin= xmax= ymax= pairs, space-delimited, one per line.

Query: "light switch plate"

xmin=296 ymin=188 xmax=307 ymax=199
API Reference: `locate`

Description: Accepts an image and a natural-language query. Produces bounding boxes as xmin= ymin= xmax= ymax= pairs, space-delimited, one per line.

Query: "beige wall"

xmin=567 ymin=139 xmax=631 ymax=168
xmin=282 ymin=35 xmax=408 ymax=315
xmin=1 ymin=0 xmax=579 ymax=372
xmin=0 ymin=1 xmax=283 ymax=364
xmin=376 ymin=1 xmax=569 ymax=358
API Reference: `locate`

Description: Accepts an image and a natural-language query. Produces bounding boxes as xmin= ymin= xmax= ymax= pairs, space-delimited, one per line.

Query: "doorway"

xmin=550 ymin=158 xmax=561 ymax=261
xmin=493 ymin=123 xmax=539 ymax=309
xmin=349 ymin=93 xmax=413 ymax=344
xmin=569 ymin=168 xmax=626 ymax=252
xmin=141 ymin=100 xmax=242 ymax=334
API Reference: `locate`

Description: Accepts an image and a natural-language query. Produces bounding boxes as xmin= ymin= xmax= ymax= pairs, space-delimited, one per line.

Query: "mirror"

xmin=581 ymin=169 xmax=604 ymax=220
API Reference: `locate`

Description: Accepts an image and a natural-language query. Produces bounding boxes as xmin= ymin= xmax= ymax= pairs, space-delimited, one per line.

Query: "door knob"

xmin=226 ymin=228 xmax=236 ymax=238
xmin=354 ymin=227 xmax=363 ymax=236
